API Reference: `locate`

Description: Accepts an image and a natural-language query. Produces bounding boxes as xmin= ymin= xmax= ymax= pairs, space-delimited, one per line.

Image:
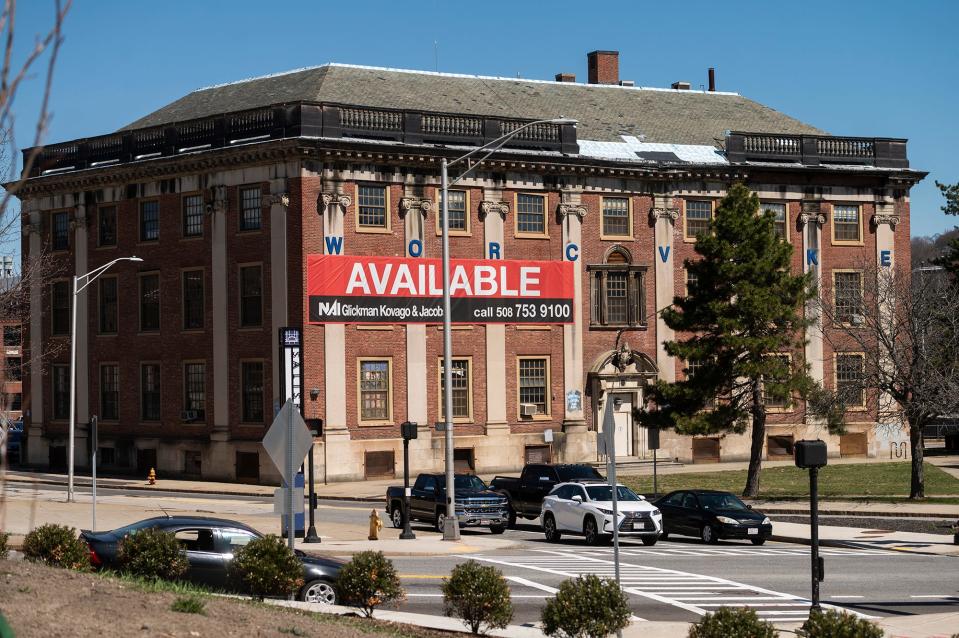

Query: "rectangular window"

xmin=836 ymin=354 xmax=865 ymax=407
xmin=140 ymin=363 xmax=161 ymax=421
xmin=6 ymin=357 xmax=21 ymax=382
xmin=98 ymin=206 xmax=117 ymax=247
xmin=762 ymin=202 xmax=788 ymax=240
xmin=98 ymin=277 xmax=118 ymax=334
xmin=51 ymin=281 xmax=71 ymax=335
xmin=440 ymin=190 xmax=467 ymax=232
xmin=763 ymin=354 xmax=791 ymax=409
xmin=139 ymin=201 xmax=159 ymax=241
xmin=239 ymin=265 xmax=262 ymax=327
xmin=100 ymin=364 xmax=119 ymax=421
xmin=516 ymin=193 xmax=546 ymax=235
xmin=602 ymin=197 xmax=630 ymax=238
xmin=139 ymin=273 xmax=160 ymax=332
xmin=359 ymin=359 xmax=391 ymax=422
xmin=239 ymin=186 xmax=262 ymax=231
xmin=182 ymin=270 xmax=204 ymax=330
xmin=52 ymin=364 xmax=69 ymax=420
xmin=183 ymin=362 xmax=206 ymax=421
xmin=241 ymin=361 xmax=264 ymax=423
xmin=834 ymin=271 xmax=863 ymax=324
xmin=439 ymin=358 xmax=471 ymax=420
xmin=833 ymin=204 xmax=861 ymax=243
xmin=357 ymin=184 xmax=388 ymax=229
xmin=685 ymin=268 xmax=698 ymax=297
xmin=686 ymin=359 xmax=716 ymax=407
xmin=52 ymin=212 xmax=69 ymax=251
xmin=182 ymin=194 xmax=204 ymax=237
xmin=10 ymin=393 xmax=21 ymax=411
xmin=518 ymin=357 xmax=548 ymax=416
xmin=684 ymin=200 xmax=712 ymax=240
xmin=589 ymin=267 xmax=646 ymax=327
xmin=3 ymin=326 xmax=20 ymax=347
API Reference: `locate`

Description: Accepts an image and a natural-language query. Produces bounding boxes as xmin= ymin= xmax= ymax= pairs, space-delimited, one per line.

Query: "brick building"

xmin=14 ymin=51 xmax=924 ymax=482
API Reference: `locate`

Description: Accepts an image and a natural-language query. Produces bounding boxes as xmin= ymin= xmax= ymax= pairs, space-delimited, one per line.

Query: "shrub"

xmin=117 ymin=528 xmax=188 ymax=581
xmin=228 ymin=534 xmax=303 ymax=601
xmin=171 ymin=595 xmax=206 ymax=615
xmin=541 ymin=574 xmax=631 ymax=638
xmin=688 ymin=607 xmax=778 ymax=638
xmin=442 ymin=560 xmax=513 ymax=635
xmin=22 ymin=524 xmax=89 ymax=570
xmin=798 ymin=608 xmax=883 ymax=638
xmin=336 ymin=550 xmax=404 ymax=618
xmin=0 ymin=531 xmax=9 ymax=559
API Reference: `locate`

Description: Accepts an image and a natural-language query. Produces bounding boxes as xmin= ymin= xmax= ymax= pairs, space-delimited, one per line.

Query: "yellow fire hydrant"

xmin=368 ymin=508 xmax=383 ymax=541
xmin=147 ymin=467 xmax=156 ymax=485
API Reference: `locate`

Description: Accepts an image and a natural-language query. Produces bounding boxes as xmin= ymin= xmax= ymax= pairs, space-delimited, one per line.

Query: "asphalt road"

xmin=9 ymin=482 xmax=958 ymax=623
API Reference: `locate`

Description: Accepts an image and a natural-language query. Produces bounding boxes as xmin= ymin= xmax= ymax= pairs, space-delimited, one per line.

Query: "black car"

xmin=80 ymin=516 xmax=341 ymax=603
xmin=653 ymin=490 xmax=773 ymax=545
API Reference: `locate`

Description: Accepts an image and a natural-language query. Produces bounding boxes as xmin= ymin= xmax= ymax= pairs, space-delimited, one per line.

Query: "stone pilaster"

xmin=873 ymin=198 xmax=900 ymax=426
xmin=651 ymin=199 xmax=679 ymax=383
xmin=73 ymin=196 xmax=90 ymax=467
xmin=558 ymin=199 xmax=586 ymax=426
xmin=267 ymin=182 xmax=290 ymax=411
xmin=210 ymin=184 xmax=230 ymax=436
xmin=800 ymin=203 xmax=826 ymax=385
xmin=481 ymin=195 xmax=509 ymax=432
xmin=321 ymin=190 xmax=350 ymax=434
xmin=401 ymin=195 xmax=432 ymax=430
xmin=24 ymin=200 xmax=47 ymax=464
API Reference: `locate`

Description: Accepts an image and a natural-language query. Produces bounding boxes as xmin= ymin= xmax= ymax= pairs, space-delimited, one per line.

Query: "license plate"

xmin=480 ymin=520 xmax=490 ymax=526
xmin=747 ymin=527 xmax=759 ymax=535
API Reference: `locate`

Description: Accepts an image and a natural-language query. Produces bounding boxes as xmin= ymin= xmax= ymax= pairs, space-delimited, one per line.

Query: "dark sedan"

xmin=653 ymin=490 xmax=772 ymax=545
xmin=80 ymin=516 xmax=341 ymax=603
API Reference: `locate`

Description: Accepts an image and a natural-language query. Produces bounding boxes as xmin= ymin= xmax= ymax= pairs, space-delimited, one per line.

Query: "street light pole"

xmin=439 ymin=117 xmax=577 ymax=541
xmin=67 ymin=256 xmax=142 ymax=503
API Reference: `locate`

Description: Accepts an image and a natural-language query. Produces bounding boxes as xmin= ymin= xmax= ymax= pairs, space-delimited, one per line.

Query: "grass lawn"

xmin=620 ymin=462 xmax=959 ymax=501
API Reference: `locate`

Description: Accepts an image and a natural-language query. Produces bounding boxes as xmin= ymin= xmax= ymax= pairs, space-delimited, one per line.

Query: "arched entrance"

xmin=586 ymin=344 xmax=658 ymax=460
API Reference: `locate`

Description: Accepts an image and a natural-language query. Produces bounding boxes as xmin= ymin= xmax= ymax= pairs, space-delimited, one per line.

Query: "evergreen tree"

xmin=640 ymin=183 xmax=816 ymax=497
xmin=934 ymin=181 xmax=959 ymax=277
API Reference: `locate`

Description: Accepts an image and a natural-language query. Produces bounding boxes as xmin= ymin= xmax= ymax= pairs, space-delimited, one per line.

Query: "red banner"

xmin=307 ymin=255 xmax=574 ymax=324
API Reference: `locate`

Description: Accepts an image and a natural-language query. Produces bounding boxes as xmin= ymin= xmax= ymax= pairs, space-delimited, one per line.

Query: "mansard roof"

xmin=121 ymin=63 xmax=826 ymax=146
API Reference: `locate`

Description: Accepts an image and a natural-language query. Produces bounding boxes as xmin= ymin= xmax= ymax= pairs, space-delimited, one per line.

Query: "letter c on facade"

xmin=408 ymin=238 xmax=423 ymax=257
xmin=565 ymin=243 xmax=579 ymax=261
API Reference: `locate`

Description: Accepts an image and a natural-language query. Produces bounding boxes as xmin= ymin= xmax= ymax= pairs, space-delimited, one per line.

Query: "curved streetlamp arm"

xmin=75 ymin=256 xmax=142 ymax=294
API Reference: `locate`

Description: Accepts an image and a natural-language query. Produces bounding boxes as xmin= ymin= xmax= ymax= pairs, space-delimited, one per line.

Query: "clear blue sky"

xmin=12 ymin=0 xmax=959 ymax=237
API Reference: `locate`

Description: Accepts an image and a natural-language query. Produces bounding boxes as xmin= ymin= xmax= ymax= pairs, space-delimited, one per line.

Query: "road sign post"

xmin=263 ymin=400 xmax=314 ymax=551
xmin=400 ymin=421 xmax=417 ymax=540
xmin=90 ymin=416 xmax=98 ymax=530
xmin=795 ymin=439 xmax=827 ymax=612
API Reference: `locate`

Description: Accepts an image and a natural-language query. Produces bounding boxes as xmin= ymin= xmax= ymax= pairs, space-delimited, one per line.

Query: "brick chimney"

xmin=555 ymin=73 xmax=576 ymax=83
xmin=587 ymin=50 xmax=619 ymax=85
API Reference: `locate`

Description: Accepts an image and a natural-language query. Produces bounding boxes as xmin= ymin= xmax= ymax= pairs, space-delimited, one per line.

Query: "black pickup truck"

xmin=385 ymin=473 xmax=510 ymax=534
xmin=491 ymin=463 xmax=604 ymax=526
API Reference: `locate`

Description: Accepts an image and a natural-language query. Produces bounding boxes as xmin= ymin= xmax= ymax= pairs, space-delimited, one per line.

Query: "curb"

xmin=769 ymin=533 xmax=959 ymax=557
xmin=764 ymin=508 xmax=958 ymax=520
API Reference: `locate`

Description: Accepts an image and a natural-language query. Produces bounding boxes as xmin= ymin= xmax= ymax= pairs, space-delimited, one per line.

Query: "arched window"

xmin=588 ymin=247 xmax=647 ymax=327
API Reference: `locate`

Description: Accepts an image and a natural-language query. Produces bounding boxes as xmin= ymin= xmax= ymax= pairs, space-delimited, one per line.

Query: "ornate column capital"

xmin=557 ymin=203 xmax=587 ymax=220
xmin=399 ymin=196 xmax=432 ymax=217
xmin=207 ymin=185 xmax=228 ymax=215
xmin=262 ymin=192 xmax=289 ymax=208
xmin=479 ymin=200 xmax=509 ymax=220
xmin=320 ymin=191 xmax=352 ymax=211
xmin=21 ymin=222 xmax=40 ymax=237
xmin=650 ymin=207 xmax=679 ymax=223
xmin=871 ymin=213 xmax=900 ymax=229
xmin=798 ymin=212 xmax=826 ymax=227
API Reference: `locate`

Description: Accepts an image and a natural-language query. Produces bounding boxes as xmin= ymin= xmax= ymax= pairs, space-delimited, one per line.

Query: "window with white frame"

xmin=518 ymin=357 xmax=548 ymax=416
xmin=684 ymin=200 xmax=711 ymax=239
xmin=359 ymin=359 xmax=391 ymax=422
xmin=357 ymin=184 xmax=388 ymax=229
xmin=439 ymin=358 xmax=471 ymax=420
xmin=52 ymin=211 xmax=69 ymax=250
xmin=836 ymin=354 xmax=865 ymax=407
xmin=516 ymin=193 xmax=546 ymax=235
xmin=241 ymin=361 xmax=264 ymax=423
xmin=240 ymin=186 xmax=262 ymax=231
xmin=833 ymin=204 xmax=861 ymax=242
xmin=834 ymin=271 xmax=863 ymax=324
xmin=140 ymin=363 xmax=161 ymax=421
xmin=589 ymin=249 xmax=646 ymax=326
xmin=762 ymin=202 xmax=788 ymax=240
xmin=440 ymin=190 xmax=467 ymax=232
xmin=602 ymin=197 xmax=630 ymax=237
xmin=183 ymin=362 xmax=206 ymax=421
xmin=183 ymin=194 xmax=204 ymax=237
xmin=140 ymin=201 xmax=159 ymax=241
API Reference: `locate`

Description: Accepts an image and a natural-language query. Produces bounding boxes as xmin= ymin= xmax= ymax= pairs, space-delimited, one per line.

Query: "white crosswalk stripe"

xmin=574 ymin=545 xmax=899 ymax=558
xmin=467 ymin=550 xmax=877 ymax=621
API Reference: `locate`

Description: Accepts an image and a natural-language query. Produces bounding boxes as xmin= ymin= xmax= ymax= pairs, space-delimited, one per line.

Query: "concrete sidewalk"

xmin=271 ymin=599 xmax=959 ymax=638
xmin=772 ymin=520 xmax=959 ymax=556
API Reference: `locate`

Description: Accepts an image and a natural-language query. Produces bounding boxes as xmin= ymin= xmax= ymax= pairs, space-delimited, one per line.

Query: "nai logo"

xmin=315 ymin=300 xmax=341 ymax=315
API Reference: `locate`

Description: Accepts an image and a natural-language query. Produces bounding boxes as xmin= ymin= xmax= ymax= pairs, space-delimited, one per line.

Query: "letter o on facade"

xmin=408 ymin=239 xmax=423 ymax=257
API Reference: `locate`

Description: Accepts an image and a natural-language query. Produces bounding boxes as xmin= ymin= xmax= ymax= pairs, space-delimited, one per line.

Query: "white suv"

xmin=541 ymin=481 xmax=663 ymax=546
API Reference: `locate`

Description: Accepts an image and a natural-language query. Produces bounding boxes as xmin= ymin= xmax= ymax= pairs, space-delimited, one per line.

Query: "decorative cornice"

xmin=320 ymin=191 xmax=352 ymax=211
xmin=399 ymin=196 xmax=432 ymax=217
xmin=262 ymin=192 xmax=290 ymax=208
xmin=650 ymin=207 xmax=679 ymax=223
xmin=871 ymin=213 xmax=900 ymax=229
xmin=479 ymin=200 xmax=509 ymax=219
xmin=557 ymin=203 xmax=587 ymax=219
xmin=798 ymin=212 xmax=826 ymax=226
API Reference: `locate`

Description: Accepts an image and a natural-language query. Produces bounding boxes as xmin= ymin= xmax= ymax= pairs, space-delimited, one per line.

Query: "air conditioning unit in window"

xmin=520 ymin=403 xmax=539 ymax=417
xmin=181 ymin=410 xmax=198 ymax=422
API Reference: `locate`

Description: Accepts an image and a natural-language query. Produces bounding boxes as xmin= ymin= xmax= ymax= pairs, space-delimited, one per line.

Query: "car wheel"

xmin=701 ymin=524 xmax=718 ymax=544
xmin=390 ymin=506 xmax=404 ymax=529
xmin=751 ymin=537 xmax=766 ymax=546
xmin=489 ymin=524 xmax=506 ymax=535
xmin=641 ymin=536 xmax=658 ymax=546
xmin=584 ymin=516 xmax=604 ymax=546
xmin=299 ymin=579 xmax=337 ymax=605
xmin=543 ymin=513 xmax=562 ymax=543
xmin=435 ymin=511 xmax=446 ymax=534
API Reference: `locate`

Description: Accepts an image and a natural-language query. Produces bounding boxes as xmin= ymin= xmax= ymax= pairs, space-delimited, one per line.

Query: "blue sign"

xmin=566 ymin=390 xmax=582 ymax=412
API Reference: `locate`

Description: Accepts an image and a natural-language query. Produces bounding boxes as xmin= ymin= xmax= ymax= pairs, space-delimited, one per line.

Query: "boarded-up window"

xmin=767 ymin=435 xmax=794 ymax=458
xmin=365 ymin=450 xmax=395 ymax=479
xmin=454 ymin=448 xmax=475 ymax=473
xmin=524 ymin=445 xmax=552 ymax=464
xmin=840 ymin=432 xmax=868 ymax=457
xmin=235 ymin=451 xmax=259 ymax=481
xmin=692 ymin=437 xmax=720 ymax=463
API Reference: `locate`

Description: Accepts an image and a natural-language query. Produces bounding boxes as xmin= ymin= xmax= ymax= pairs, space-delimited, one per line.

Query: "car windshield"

xmin=557 ymin=466 xmax=604 ymax=481
xmin=585 ymin=485 xmax=642 ymax=502
xmin=453 ymin=475 xmax=488 ymax=490
xmin=698 ymin=493 xmax=749 ymax=511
